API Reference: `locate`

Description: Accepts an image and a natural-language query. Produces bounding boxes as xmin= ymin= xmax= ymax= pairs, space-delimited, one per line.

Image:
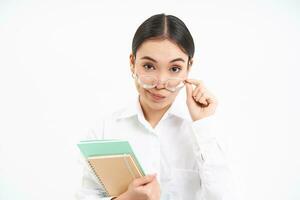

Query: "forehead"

xmin=135 ymin=39 xmax=188 ymax=62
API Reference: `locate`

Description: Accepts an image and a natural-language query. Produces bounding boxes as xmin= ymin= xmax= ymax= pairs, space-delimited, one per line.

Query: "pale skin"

xmin=114 ymin=38 xmax=218 ymax=200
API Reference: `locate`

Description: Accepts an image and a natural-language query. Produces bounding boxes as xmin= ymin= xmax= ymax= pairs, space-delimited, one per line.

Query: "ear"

xmin=129 ymin=53 xmax=135 ymax=74
xmin=187 ymin=59 xmax=193 ymax=72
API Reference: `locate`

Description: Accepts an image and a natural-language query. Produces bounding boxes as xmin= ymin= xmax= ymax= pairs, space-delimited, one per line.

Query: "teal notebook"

xmin=77 ymin=139 xmax=145 ymax=176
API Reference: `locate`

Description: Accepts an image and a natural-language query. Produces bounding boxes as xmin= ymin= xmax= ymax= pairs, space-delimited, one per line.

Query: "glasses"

xmin=133 ymin=74 xmax=185 ymax=92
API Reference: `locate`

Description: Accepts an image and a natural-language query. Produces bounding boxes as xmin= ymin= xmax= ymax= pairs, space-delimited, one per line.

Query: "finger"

xmin=199 ymin=93 xmax=209 ymax=105
xmin=206 ymin=93 xmax=218 ymax=106
xmin=200 ymin=91 xmax=218 ymax=107
xmin=194 ymin=91 xmax=207 ymax=105
xmin=185 ymin=82 xmax=193 ymax=99
xmin=147 ymin=175 xmax=158 ymax=186
xmin=185 ymin=79 xmax=205 ymax=86
xmin=186 ymin=79 xmax=206 ymax=93
xmin=133 ymin=174 xmax=156 ymax=187
xmin=193 ymin=86 xmax=207 ymax=100
xmin=192 ymin=85 xmax=202 ymax=98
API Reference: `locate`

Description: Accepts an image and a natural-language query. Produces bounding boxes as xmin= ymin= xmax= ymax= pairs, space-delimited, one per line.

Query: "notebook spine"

xmin=123 ymin=154 xmax=136 ymax=179
xmin=87 ymin=160 xmax=110 ymax=197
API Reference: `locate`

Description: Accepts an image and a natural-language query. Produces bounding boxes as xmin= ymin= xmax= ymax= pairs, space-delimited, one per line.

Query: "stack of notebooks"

xmin=77 ymin=139 xmax=145 ymax=197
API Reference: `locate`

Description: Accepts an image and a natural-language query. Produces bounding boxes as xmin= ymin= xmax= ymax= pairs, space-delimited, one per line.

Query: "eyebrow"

xmin=140 ymin=56 xmax=185 ymax=63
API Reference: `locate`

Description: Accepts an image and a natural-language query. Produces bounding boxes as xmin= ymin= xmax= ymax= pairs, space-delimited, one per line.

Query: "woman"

xmin=76 ymin=13 xmax=234 ymax=200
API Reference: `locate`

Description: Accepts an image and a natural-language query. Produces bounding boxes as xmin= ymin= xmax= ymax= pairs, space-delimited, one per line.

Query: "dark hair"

xmin=132 ymin=13 xmax=195 ymax=65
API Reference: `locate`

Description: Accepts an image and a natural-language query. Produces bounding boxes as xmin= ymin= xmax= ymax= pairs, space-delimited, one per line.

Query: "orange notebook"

xmin=88 ymin=154 xmax=143 ymax=196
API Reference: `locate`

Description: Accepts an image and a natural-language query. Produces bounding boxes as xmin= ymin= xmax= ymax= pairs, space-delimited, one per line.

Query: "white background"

xmin=0 ymin=0 xmax=299 ymax=199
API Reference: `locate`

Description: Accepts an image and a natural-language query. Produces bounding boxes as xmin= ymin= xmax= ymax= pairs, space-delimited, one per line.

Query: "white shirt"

xmin=76 ymin=95 xmax=235 ymax=200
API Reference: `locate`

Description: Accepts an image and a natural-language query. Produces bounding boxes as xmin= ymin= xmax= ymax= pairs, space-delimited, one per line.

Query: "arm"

xmin=190 ymin=118 xmax=236 ymax=200
xmin=184 ymin=79 xmax=236 ymax=199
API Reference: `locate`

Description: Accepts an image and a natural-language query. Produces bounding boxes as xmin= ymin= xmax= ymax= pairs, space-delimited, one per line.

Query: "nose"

xmin=155 ymin=75 xmax=167 ymax=89
xmin=156 ymin=81 xmax=165 ymax=89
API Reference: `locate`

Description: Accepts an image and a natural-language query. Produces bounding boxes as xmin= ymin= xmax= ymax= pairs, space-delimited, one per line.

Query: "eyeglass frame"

xmin=132 ymin=73 xmax=186 ymax=92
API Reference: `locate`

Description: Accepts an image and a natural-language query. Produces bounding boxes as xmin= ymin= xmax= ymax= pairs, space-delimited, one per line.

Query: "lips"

xmin=149 ymin=91 xmax=166 ymax=98
xmin=147 ymin=90 xmax=166 ymax=101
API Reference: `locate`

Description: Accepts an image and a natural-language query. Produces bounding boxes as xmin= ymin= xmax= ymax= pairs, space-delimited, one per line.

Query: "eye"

xmin=143 ymin=63 xmax=155 ymax=70
xmin=170 ymin=66 xmax=182 ymax=73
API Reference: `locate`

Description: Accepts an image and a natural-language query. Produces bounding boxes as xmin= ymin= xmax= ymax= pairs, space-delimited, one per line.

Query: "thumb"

xmin=185 ymin=82 xmax=193 ymax=101
xmin=132 ymin=174 xmax=156 ymax=187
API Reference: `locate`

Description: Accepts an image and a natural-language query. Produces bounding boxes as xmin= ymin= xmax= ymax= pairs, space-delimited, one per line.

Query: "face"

xmin=130 ymin=38 xmax=192 ymax=111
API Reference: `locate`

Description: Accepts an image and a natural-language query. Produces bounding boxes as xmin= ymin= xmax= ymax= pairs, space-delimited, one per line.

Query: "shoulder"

xmin=84 ymin=105 xmax=132 ymax=140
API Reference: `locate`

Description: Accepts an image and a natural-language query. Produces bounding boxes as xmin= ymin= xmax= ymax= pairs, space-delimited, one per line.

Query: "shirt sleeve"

xmin=75 ymin=118 xmax=117 ymax=200
xmin=190 ymin=117 xmax=236 ymax=200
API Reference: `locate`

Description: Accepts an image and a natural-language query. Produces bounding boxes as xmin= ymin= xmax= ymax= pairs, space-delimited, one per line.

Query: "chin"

xmin=148 ymin=100 xmax=170 ymax=111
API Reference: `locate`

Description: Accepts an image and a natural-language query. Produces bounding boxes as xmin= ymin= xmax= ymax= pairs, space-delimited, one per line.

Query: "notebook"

xmin=77 ymin=139 xmax=145 ymax=197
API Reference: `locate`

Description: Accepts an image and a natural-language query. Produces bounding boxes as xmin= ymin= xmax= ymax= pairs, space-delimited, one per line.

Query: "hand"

xmin=185 ymin=79 xmax=218 ymax=121
xmin=115 ymin=174 xmax=160 ymax=200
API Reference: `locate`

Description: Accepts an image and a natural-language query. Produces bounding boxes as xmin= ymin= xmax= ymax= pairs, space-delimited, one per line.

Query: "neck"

xmin=139 ymin=96 xmax=170 ymax=128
